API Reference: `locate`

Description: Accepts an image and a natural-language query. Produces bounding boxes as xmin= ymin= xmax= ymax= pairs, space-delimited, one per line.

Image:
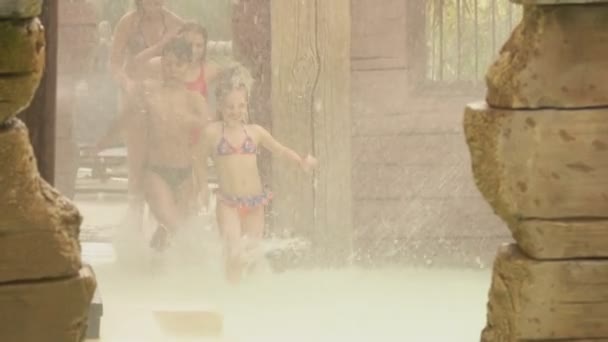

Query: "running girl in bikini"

xmin=198 ymin=66 xmax=318 ymax=283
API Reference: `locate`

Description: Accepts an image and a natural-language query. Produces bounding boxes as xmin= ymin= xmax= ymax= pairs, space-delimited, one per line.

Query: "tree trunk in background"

xmin=232 ymin=0 xmax=273 ymax=187
xmin=271 ymin=0 xmax=352 ymax=264
xmin=18 ymin=0 xmax=58 ymax=184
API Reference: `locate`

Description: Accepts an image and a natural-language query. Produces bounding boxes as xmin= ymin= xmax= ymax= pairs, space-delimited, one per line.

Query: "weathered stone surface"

xmin=0 ymin=266 xmax=96 ymax=342
xmin=0 ymin=228 xmax=82 ymax=284
xmin=0 ymin=18 xmax=44 ymax=122
xmin=0 ymin=119 xmax=83 ymax=283
xmin=487 ymin=5 xmax=608 ymax=109
xmin=0 ymin=0 xmax=42 ymax=18
xmin=0 ymin=74 xmax=43 ymax=123
xmin=0 ymin=19 xmax=45 ymax=73
xmin=518 ymin=220 xmax=608 ymax=260
xmin=464 ymin=102 xmax=608 ymax=259
xmin=482 ymin=244 xmax=608 ymax=341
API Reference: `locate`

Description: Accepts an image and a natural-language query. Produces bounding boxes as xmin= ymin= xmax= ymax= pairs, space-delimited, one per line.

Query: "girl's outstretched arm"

xmin=254 ymin=125 xmax=318 ymax=172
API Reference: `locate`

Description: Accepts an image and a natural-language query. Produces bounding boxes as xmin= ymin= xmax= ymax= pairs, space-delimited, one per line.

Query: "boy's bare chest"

xmin=147 ymin=91 xmax=191 ymax=121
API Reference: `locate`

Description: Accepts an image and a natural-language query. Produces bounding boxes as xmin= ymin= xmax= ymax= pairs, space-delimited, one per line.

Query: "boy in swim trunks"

xmin=134 ymin=37 xmax=210 ymax=251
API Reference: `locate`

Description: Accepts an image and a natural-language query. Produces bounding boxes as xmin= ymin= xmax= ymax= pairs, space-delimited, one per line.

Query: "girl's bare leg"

xmin=216 ymin=203 xmax=244 ymax=283
xmin=143 ymin=170 xmax=182 ymax=251
xmin=241 ymin=206 xmax=265 ymax=271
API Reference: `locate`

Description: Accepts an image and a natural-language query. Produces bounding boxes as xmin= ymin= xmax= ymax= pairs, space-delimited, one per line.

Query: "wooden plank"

xmin=352 ymin=134 xmax=466 ymax=165
xmin=353 ymin=163 xmax=481 ymax=199
xmin=353 ymin=198 xmax=504 ymax=239
xmin=352 ymin=112 xmax=464 ymax=136
xmin=271 ymin=0 xmax=352 ymax=263
xmin=313 ymin=0 xmax=352 ymax=262
xmin=355 ymin=234 xmax=509 ymax=268
xmin=351 ymin=69 xmax=409 ymax=116
xmin=351 ymin=57 xmax=407 ymax=71
xmin=351 ymin=0 xmax=407 ymax=66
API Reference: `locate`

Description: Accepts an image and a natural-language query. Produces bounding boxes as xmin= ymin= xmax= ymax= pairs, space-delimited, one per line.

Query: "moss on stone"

xmin=0 ymin=18 xmax=45 ymax=74
xmin=0 ymin=0 xmax=42 ymax=19
xmin=0 ymin=72 xmax=43 ymax=123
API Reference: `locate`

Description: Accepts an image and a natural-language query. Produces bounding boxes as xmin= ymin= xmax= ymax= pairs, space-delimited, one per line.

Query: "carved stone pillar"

xmin=0 ymin=1 xmax=96 ymax=341
xmin=465 ymin=1 xmax=608 ymax=340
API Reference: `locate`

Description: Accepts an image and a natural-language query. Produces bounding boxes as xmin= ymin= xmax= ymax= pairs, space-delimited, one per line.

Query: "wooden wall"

xmin=350 ymin=0 xmax=510 ymax=267
xmin=231 ymin=0 xmax=511 ymax=267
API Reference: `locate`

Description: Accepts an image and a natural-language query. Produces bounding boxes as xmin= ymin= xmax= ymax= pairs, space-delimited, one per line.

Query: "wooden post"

xmin=18 ymin=0 xmax=58 ymax=184
xmin=271 ymin=0 xmax=352 ymax=264
xmin=407 ymin=0 xmax=427 ymax=85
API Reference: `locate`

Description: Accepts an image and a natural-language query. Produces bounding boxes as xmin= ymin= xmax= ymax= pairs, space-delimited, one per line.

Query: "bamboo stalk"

xmin=438 ymin=0 xmax=444 ymax=81
xmin=457 ymin=0 xmax=462 ymax=80
xmin=474 ymin=0 xmax=479 ymax=80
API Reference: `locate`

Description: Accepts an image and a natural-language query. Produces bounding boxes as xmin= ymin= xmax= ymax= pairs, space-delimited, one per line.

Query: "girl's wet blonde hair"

xmin=215 ymin=64 xmax=254 ymax=102
xmin=215 ymin=65 xmax=254 ymax=123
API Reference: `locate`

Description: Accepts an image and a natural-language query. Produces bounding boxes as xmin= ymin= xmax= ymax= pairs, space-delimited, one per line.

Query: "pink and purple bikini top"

xmin=216 ymin=125 xmax=257 ymax=156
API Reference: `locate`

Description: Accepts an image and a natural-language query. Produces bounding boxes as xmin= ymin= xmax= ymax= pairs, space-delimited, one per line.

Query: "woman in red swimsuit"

xmin=198 ymin=67 xmax=318 ymax=283
xmin=133 ymin=22 xmax=221 ymax=103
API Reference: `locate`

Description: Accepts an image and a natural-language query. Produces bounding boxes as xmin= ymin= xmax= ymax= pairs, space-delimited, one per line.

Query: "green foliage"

xmin=426 ymin=0 xmax=522 ymax=83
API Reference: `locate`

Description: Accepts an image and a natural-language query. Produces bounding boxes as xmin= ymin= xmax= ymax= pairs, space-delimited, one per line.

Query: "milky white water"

xmin=78 ymin=198 xmax=491 ymax=342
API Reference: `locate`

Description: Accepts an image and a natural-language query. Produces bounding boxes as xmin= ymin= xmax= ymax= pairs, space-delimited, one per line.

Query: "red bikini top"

xmin=185 ymin=66 xmax=208 ymax=98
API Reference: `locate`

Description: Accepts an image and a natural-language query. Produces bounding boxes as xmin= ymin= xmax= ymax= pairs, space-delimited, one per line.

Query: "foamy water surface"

xmin=79 ymin=198 xmax=491 ymax=342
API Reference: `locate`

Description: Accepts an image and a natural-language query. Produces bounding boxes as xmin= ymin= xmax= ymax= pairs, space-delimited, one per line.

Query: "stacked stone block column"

xmin=464 ymin=1 xmax=608 ymax=340
xmin=0 ymin=1 xmax=96 ymax=341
